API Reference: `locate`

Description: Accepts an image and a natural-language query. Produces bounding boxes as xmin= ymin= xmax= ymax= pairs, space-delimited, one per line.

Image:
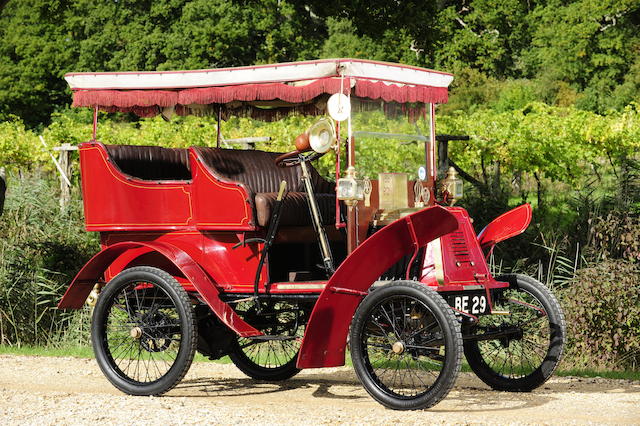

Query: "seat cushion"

xmin=255 ymin=192 xmax=337 ymax=227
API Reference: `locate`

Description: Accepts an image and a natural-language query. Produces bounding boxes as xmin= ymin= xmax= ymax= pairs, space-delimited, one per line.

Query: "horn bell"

xmin=308 ymin=118 xmax=336 ymax=154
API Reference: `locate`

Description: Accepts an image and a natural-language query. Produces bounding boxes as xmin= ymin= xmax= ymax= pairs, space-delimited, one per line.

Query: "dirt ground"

xmin=0 ymin=354 xmax=638 ymax=425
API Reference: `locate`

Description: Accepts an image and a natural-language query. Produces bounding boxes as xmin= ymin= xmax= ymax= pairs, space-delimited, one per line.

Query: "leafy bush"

xmin=0 ymin=117 xmax=48 ymax=171
xmin=491 ymin=80 xmax=540 ymax=112
xmin=0 ymin=173 xmax=98 ymax=346
xmin=589 ymin=212 xmax=640 ymax=263
xmin=560 ymin=260 xmax=640 ymax=370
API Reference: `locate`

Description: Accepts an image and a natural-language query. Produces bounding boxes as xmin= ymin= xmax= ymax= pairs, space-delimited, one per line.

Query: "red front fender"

xmin=297 ymin=205 xmax=459 ymax=369
xmin=57 ymin=241 xmax=261 ymax=337
xmin=477 ymin=203 xmax=532 ymax=252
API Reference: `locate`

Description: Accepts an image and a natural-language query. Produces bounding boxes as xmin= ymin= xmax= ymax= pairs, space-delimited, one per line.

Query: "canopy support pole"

xmin=216 ymin=106 xmax=222 ymax=148
xmin=426 ymin=103 xmax=437 ymax=205
xmin=92 ymin=106 xmax=98 ymax=141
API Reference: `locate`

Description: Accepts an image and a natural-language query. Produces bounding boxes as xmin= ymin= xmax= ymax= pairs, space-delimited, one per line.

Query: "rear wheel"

xmin=463 ymin=274 xmax=565 ymax=391
xmin=350 ymin=281 xmax=462 ymax=410
xmin=91 ymin=266 xmax=197 ymax=396
xmin=228 ymin=301 xmax=304 ymax=381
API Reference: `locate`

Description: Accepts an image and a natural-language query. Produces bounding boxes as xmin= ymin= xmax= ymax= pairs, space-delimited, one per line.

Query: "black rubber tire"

xmin=91 ymin=266 xmax=197 ymax=396
xmin=463 ymin=274 xmax=566 ymax=392
xmin=350 ymin=281 xmax=462 ymax=410
xmin=228 ymin=339 xmax=300 ymax=381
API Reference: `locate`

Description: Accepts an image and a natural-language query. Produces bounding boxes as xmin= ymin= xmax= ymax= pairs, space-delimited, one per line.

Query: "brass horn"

xmin=308 ymin=118 xmax=336 ymax=154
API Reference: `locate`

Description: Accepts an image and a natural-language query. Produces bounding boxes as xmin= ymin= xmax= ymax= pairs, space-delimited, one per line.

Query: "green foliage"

xmin=320 ymin=18 xmax=418 ymax=65
xmin=524 ymin=0 xmax=640 ymax=113
xmin=0 ymin=118 xmax=47 ymax=171
xmin=0 ymin=173 xmax=99 ymax=346
xmin=440 ymin=103 xmax=640 ymax=191
xmin=0 ymin=0 xmax=76 ymax=126
xmin=0 ymin=0 xmax=325 ymax=126
xmin=560 ymin=260 xmax=640 ymax=370
xmin=433 ymin=0 xmax=534 ymax=78
xmin=610 ymin=58 xmax=640 ymax=110
xmin=491 ymin=80 xmax=540 ymax=112
xmin=589 ymin=211 xmax=640 ymax=263
xmin=7 ymin=104 xmax=640 ymax=206
xmin=2 ymin=1 xmax=639 ymax=127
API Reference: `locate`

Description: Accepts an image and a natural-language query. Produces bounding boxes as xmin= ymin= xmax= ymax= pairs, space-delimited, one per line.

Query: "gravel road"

xmin=0 ymin=354 xmax=638 ymax=425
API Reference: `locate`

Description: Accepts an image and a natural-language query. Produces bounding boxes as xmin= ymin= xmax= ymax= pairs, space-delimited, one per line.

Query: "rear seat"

xmin=105 ymin=145 xmax=191 ymax=181
xmin=192 ymin=147 xmax=337 ymax=227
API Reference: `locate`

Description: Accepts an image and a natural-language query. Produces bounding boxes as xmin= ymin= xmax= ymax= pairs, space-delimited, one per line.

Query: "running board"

xmin=246 ymin=335 xmax=298 ymax=342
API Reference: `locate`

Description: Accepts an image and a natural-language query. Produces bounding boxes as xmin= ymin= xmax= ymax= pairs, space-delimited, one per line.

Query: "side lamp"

xmin=442 ymin=167 xmax=463 ymax=206
xmin=337 ymin=166 xmax=364 ymax=207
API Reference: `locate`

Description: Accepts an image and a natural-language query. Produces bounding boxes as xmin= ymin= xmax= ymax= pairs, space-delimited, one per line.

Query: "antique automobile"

xmin=58 ymin=58 xmax=565 ymax=410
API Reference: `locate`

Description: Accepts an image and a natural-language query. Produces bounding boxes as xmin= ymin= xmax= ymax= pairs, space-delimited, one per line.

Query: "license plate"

xmin=449 ymin=294 xmax=489 ymax=315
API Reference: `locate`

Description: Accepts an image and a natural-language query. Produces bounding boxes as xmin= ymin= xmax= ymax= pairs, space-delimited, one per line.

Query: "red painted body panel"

xmin=190 ymin=151 xmax=256 ymax=231
xmin=79 ymin=143 xmax=193 ymax=231
xmin=57 ymin=241 xmax=261 ymax=337
xmin=79 ymin=143 xmax=259 ymax=233
xmin=297 ymin=205 xmax=458 ymax=369
xmin=101 ymin=231 xmax=266 ymax=291
xmin=438 ymin=208 xmax=494 ymax=286
xmin=417 ymin=208 xmax=509 ymax=291
xmin=477 ymin=204 xmax=532 ymax=252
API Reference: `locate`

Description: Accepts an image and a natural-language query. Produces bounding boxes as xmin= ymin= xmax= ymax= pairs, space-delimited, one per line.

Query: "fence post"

xmin=53 ymin=143 xmax=78 ymax=212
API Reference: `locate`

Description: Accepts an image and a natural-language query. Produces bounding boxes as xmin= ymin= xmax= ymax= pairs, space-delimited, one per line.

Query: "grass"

xmin=0 ymin=344 xmax=229 ymax=363
xmin=0 ymin=344 xmax=95 ymax=358
xmin=2 ymin=344 xmax=638 ymax=381
xmin=555 ymin=368 xmax=640 ymax=381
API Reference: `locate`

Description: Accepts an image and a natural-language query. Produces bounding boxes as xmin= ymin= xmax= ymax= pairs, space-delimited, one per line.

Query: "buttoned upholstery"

xmin=105 ymin=144 xmax=191 ymax=181
xmin=193 ymin=147 xmax=337 ymax=227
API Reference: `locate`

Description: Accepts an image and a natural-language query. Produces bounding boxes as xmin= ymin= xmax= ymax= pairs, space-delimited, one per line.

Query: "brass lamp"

xmin=337 ymin=166 xmax=365 ymax=207
xmin=442 ymin=167 xmax=463 ymax=205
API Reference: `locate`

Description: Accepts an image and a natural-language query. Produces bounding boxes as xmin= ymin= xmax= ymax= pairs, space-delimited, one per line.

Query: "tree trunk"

xmin=534 ymin=171 xmax=543 ymax=208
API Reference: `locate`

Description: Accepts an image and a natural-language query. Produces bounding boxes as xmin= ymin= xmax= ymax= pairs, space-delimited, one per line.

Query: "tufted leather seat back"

xmin=105 ymin=144 xmax=191 ymax=181
xmin=193 ymin=147 xmax=334 ymax=195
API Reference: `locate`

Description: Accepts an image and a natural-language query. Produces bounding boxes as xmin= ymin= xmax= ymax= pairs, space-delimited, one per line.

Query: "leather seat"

xmin=193 ymin=147 xmax=337 ymax=227
xmin=254 ymin=192 xmax=337 ymax=227
xmin=105 ymin=144 xmax=191 ymax=181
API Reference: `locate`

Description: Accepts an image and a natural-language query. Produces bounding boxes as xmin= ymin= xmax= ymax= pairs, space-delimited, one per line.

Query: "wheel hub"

xmin=392 ymin=341 xmax=405 ymax=354
xmin=130 ymin=326 xmax=143 ymax=339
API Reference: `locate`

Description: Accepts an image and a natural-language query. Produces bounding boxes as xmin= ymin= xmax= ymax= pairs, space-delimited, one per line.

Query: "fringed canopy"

xmin=65 ymin=59 xmax=453 ymax=120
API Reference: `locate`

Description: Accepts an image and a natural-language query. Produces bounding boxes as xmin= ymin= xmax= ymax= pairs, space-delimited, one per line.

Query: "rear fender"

xmin=477 ymin=204 xmax=532 ymax=252
xmin=297 ymin=205 xmax=459 ymax=368
xmin=57 ymin=241 xmax=261 ymax=337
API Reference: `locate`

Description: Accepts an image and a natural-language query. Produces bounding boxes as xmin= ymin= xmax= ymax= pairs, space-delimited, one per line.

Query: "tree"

xmin=0 ymin=0 xmax=326 ymax=126
xmin=524 ymin=0 xmax=640 ymax=112
xmin=0 ymin=0 xmax=79 ymax=126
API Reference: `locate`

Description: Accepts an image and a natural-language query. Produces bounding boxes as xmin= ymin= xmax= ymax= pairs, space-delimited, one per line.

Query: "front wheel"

xmin=350 ymin=281 xmax=462 ymax=410
xmin=91 ymin=266 xmax=197 ymax=396
xmin=463 ymin=274 xmax=565 ymax=391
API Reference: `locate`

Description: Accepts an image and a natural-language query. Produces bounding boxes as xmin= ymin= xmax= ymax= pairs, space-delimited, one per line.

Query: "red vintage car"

xmin=58 ymin=58 xmax=565 ymax=410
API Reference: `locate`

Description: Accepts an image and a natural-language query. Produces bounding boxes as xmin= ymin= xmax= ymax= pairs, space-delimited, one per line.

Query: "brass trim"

xmin=275 ymin=283 xmax=327 ymax=290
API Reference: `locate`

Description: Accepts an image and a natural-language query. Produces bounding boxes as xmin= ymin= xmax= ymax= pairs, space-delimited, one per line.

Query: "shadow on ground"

xmin=168 ymin=371 xmax=640 ymax=413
